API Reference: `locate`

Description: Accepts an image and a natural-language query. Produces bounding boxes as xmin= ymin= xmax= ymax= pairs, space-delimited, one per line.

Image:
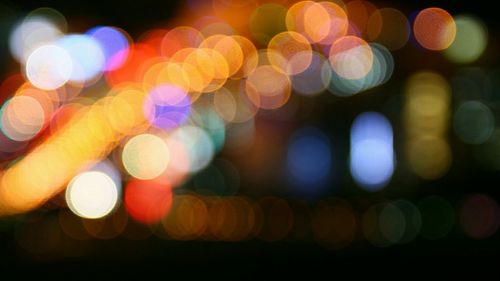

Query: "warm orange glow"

xmin=345 ymin=0 xmax=379 ymax=38
xmin=160 ymin=26 xmax=204 ymax=58
xmin=200 ymin=35 xmax=244 ymax=77
xmin=245 ymin=65 xmax=291 ymax=109
xmin=231 ymin=35 xmax=258 ymax=79
xmin=329 ymin=35 xmax=373 ymax=80
xmin=267 ymin=31 xmax=312 ymax=75
xmin=413 ymin=7 xmax=456 ymax=51
xmin=105 ymin=44 xmax=157 ymax=86
xmin=0 ymin=85 xmax=148 ymax=215
xmin=286 ymin=1 xmax=315 ymax=39
xmin=304 ymin=1 xmax=348 ymax=44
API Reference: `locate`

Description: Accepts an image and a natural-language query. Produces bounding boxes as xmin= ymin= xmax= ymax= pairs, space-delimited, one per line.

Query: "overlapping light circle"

xmin=122 ymin=134 xmax=170 ymax=180
xmin=25 ymin=44 xmax=72 ymax=90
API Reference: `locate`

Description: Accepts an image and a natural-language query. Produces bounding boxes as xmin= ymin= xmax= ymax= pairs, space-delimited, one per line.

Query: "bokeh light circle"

xmin=444 ymin=15 xmax=488 ymax=63
xmin=305 ymin=1 xmax=349 ymax=45
xmin=58 ymin=34 xmax=106 ymax=83
xmin=125 ymin=180 xmax=173 ymax=224
xmin=143 ymin=84 xmax=191 ymax=131
xmin=245 ymin=65 xmax=291 ymax=109
xmin=413 ymin=7 xmax=456 ymax=51
xmin=66 ymin=171 xmax=119 ymax=219
xmin=329 ymin=36 xmax=373 ymax=80
xmin=350 ymin=112 xmax=394 ymax=191
xmin=0 ymin=96 xmax=45 ymax=141
xmin=267 ymin=31 xmax=312 ymax=75
xmin=122 ymin=134 xmax=170 ymax=180
xmin=26 ymin=44 xmax=72 ymax=90
xmin=87 ymin=26 xmax=130 ymax=71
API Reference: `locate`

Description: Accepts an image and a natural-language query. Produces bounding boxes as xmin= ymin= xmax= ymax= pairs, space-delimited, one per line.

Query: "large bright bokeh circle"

xmin=25 ymin=44 xmax=73 ymax=90
xmin=66 ymin=171 xmax=119 ymax=219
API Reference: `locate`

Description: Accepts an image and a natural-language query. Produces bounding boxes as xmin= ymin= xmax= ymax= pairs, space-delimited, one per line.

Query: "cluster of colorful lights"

xmin=0 ymin=0 xmax=496 ymax=252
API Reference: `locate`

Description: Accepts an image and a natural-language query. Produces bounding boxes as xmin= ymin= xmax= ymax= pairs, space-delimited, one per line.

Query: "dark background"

xmin=0 ymin=0 xmax=499 ymax=274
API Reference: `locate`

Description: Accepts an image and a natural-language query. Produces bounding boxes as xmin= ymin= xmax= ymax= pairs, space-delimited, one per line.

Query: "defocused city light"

xmin=0 ymin=0 xmax=497 ymax=260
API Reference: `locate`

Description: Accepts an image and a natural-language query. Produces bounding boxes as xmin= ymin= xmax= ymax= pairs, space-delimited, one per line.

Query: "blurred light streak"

xmin=404 ymin=72 xmax=452 ymax=179
xmin=0 ymin=85 xmax=148 ymax=215
xmin=350 ymin=112 xmax=394 ymax=191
